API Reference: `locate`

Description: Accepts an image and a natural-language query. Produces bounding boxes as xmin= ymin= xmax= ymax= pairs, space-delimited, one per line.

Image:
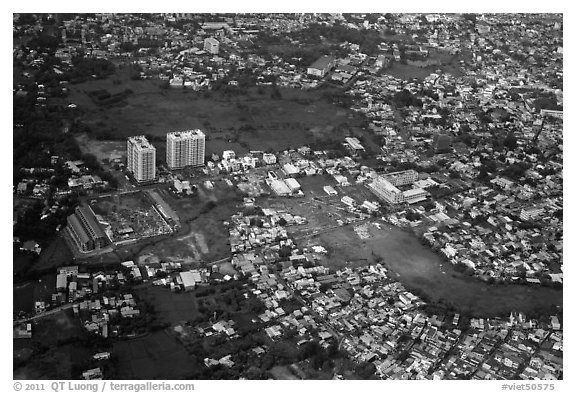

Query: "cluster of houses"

xmin=227 ymin=207 xmax=304 ymax=254
xmin=14 ymin=13 xmax=562 ymax=380
xmin=221 ymin=191 xmax=564 ymax=380
xmin=75 ymin=292 xmax=140 ymax=338
xmin=43 ymin=265 xmax=142 ymax=338
xmin=419 ymin=183 xmax=562 ymax=284
xmin=16 ymin=158 xmax=110 ymax=200
xmin=203 ymin=133 xmax=561 ymax=289
xmin=437 ymin=316 xmax=562 ymax=380
xmin=231 ymin=251 xmax=339 ymax=348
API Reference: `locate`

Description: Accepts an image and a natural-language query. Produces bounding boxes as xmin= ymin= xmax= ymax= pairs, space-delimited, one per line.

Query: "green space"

xmin=14 ymin=273 xmax=58 ymax=316
xmin=14 ymin=310 xmax=109 ymax=379
xmin=13 ymin=282 xmax=35 ymax=315
xmin=383 ymin=49 xmax=467 ymax=81
xmin=136 ymin=286 xmax=198 ymax=324
xmin=67 ymin=70 xmax=363 ymax=156
xmin=384 ymin=62 xmax=438 ymax=81
xmin=114 ymin=279 xmax=267 ymax=379
xmin=32 ymin=236 xmax=75 ymax=273
xmin=113 ymin=330 xmax=200 ymax=380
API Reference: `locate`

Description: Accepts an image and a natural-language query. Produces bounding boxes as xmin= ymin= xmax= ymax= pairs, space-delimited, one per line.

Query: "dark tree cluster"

xmin=393 ymin=89 xmax=423 ymax=108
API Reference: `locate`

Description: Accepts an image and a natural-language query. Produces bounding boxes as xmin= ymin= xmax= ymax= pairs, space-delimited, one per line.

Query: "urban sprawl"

xmin=13 ymin=13 xmax=562 ymax=381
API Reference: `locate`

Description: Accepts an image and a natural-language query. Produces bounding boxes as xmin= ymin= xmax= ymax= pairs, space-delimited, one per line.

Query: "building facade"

xmin=203 ymin=37 xmax=219 ymax=54
xmin=368 ymin=175 xmax=428 ymax=205
xmin=368 ymin=176 xmax=405 ymax=204
xmin=520 ymin=207 xmax=544 ymax=221
xmin=127 ymin=135 xmax=156 ymax=182
xmin=307 ymin=55 xmax=335 ymax=78
xmin=344 ymin=137 xmax=365 ymax=156
xmin=383 ymin=169 xmax=419 ymax=187
xmin=166 ymin=129 xmax=205 ymax=169
xmin=66 ymin=206 xmax=107 ymax=252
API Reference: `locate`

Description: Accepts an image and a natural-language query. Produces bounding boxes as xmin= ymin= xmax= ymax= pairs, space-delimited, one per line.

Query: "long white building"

xmin=368 ymin=176 xmax=405 ymax=204
xmin=127 ymin=135 xmax=156 ymax=182
xmin=166 ymin=129 xmax=205 ymax=169
xmin=368 ymin=175 xmax=428 ymax=205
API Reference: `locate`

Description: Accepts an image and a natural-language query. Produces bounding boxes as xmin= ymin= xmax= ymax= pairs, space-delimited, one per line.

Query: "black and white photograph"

xmin=10 ymin=2 xmax=566 ymax=390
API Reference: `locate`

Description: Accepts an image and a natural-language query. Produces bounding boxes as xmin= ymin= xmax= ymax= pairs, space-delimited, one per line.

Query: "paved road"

xmin=14 ymin=302 xmax=75 ymax=325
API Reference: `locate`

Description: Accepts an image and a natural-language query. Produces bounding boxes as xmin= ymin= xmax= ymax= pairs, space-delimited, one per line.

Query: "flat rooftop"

xmin=167 ymin=129 xmax=205 ymax=140
xmin=309 ymin=55 xmax=334 ymax=70
xmin=128 ymin=135 xmax=155 ymax=150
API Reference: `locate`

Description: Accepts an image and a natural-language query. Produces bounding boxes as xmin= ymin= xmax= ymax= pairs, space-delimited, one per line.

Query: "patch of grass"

xmin=71 ymin=80 xmax=362 ymax=153
xmin=32 ymin=236 xmax=74 ymax=273
xmin=13 ymin=282 xmax=35 ymax=315
xmin=384 ymin=62 xmax=435 ymax=80
xmin=136 ymin=286 xmax=198 ymax=324
xmin=113 ymin=330 xmax=200 ymax=379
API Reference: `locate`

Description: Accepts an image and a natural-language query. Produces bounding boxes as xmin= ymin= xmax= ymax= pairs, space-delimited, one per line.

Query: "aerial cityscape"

xmin=13 ymin=12 xmax=563 ymax=382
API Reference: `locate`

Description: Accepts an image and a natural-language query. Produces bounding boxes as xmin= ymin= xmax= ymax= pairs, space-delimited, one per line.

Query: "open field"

xmin=13 ymin=310 xmax=93 ymax=379
xmin=270 ymin=365 xmax=299 ymax=380
xmin=303 ymin=222 xmax=562 ymax=317
xmin=136 ymin=208 xmax=233 ymax=265
xmin=137 ymin=286 xmax=198 ymax=324
xmin=384 ymin=63 xmax=437 ymax=80
xmin=75 ymin=132 xmax=125 ymax=162
xmin=384 ymin=50 xmax=466 ymax=80
xmin=68 ymin=71 xmax=363 ymax=155
xmin=113 ymin=330 xmax=200 ymax=379
xmin=14 ymin=250 xmax=36 ymax=278
xmin=14 ymin=343 xmax=92 ymax=380
xmin=32 ymin=236 xmax=75 ymax=272
xmin=14 ymin=273 xmax=57 ymax=316
xmin=14 ymin=282 xmax=35 ymax=315
xmin=115 ymin=280 xmax=262 ymax=379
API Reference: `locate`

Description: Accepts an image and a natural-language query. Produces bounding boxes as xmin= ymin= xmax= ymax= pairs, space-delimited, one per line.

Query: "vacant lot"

xmin=113 ymin=330 xmax=200 ymax=379
xmin=136 ymin=182 xmax=240 ymax=264
xmin=304 ymin=222 xmax=562 ymax=317
xmin=384 ymin=50 xmax=466 ymax=80
xmin=32 ymin=236 xmax=75 ymax=272
xmin=13 ymin=273 xmax=58 ymax=315
xmin=69 ymin=73 xmax=362 ymax=155
xmin=261 ymin=179 xmax=378 ymax=241
xmin=13 ymin=282 xmax=35 ymax=315
xmin=384 ymin=63 xmax=436 ymax=81
xmin=137 ymin=285 xmax=198 ymax=324
xmin=270 ymin=365 xmax=299 ymax=380
xmin=75 ymin=133 xmax=125 ymax=162
xmin=14 ymin=310 xmax=93 ymax=380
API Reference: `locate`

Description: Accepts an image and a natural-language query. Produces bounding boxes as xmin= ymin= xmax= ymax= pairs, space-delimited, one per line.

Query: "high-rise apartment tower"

xmin=127 ymin=135 xmax=156 ymax=182
xmin=166 ymin=129 xmax=205 ymax=169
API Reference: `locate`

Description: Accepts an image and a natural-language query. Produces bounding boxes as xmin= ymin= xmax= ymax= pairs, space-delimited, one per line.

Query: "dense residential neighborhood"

xmin=14 ymin=13 xmax=561 ymax=381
